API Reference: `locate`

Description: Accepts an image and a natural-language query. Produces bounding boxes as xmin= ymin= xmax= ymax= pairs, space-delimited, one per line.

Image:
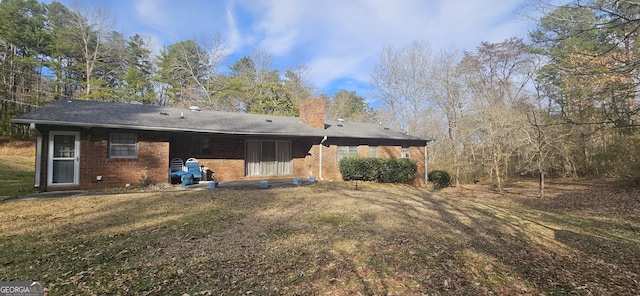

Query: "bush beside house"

xmin=339 ymin=157 xmax=417 ymax=184
xmin=428 ymin=170 xmax=451 ymax=189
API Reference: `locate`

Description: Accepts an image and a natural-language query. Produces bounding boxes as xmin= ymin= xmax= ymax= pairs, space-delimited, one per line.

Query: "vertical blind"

xmin=246 ymin=140 xmax=292 ymax=176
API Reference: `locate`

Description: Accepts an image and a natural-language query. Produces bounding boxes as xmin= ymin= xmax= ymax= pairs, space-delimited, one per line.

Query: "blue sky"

xmin=56 ymin=0 xmax=542 ymax=101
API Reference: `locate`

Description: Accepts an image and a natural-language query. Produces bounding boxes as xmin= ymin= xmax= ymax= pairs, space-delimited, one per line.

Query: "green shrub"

xmin=428 ymin=170 xmax=451 ymax=189
xmin=339 ymin=157 xmax=417 ymax=184
xmin=376 ymin=158 xmax=417 ymax=183
xmin=339 ymin=157 xmax=378 ymax=181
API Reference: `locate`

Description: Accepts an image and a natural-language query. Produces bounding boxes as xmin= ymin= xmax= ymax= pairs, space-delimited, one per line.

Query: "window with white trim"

xmin=337 ymin=142 xmax=358 ymax=161
xmin=109 ymin=133 xmax=138 ymax=158
xmin=401 ymin=145 xmax=410 ymax=158
xmin=245 ymin=140 xmax=292 ymax=176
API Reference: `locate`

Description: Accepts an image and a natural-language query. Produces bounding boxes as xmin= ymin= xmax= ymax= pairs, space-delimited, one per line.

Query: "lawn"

xmin=0 ymin=155 xmax=35 ymax=198
xmin=0 ymin=179 xmax=638 ymax=295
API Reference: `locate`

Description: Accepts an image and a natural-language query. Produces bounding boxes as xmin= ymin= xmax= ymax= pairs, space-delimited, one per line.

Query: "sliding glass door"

xmin=245 ymin=140 xmax=292 ymax=176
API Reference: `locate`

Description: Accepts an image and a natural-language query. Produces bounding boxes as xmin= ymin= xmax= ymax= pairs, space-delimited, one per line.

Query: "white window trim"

xmin=109 ymin=133 xmax=138 ymax=159
xmin=47 ymin=131 xmax=80 ymax=187
xmin=35 ymin=136 xmax=42 ymax=187
xmin=401 ymin=145 xmax=410 ymax=158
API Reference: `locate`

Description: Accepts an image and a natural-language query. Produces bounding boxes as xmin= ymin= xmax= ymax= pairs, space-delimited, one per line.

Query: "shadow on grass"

xmin=344 ymin=184 xmax=639 ymax=295
xmin=554 ymin=229 xmax=640 ymax=273
xmin=0 ymin=189 xmax=278 ymax=294
xmin=1 ymin=183 xmax=639 ymax=295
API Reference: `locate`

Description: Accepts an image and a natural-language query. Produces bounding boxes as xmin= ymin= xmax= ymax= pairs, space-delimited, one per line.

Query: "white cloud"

xmin=282 ymin=0 xmax=529 ymax=91
xmin=242 ymin=0 xmax=308 ymax=55
xmin=134 ymin=0 xmax=169 ymax=30
xmin=114 ymin=0 xmax=534 ymax=95
xmin=224 ymin=4 xmax=244 ymax=55
xmin=308 ymin=55 xmax=370 ymax=89
xmin=426 ymin=0 xmax=526 ymax=47
xmin=144 ymin=33 xmax=164 ymax=56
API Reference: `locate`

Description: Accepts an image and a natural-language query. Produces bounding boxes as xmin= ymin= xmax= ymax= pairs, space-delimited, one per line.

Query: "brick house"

xmin=12 ymin=98 xmax=431 ymax=191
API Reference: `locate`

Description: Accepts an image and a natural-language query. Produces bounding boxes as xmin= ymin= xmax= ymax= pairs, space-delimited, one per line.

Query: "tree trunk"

xmin=537 ymin=157 xmax=545 ymax=199
xmin=493 ymin=150 xmax=504 ymax=195
xmin=452 ymin=141 xmax=460 ymax=187
xmin=455 ymin=156 xmax=461 ymax=187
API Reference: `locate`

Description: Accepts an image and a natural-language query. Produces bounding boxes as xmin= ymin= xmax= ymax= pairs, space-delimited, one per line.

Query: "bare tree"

xmin=191 ymin=32 xmax=227 ymax=105
xmin=370 ymin=41 xmax=432 ymax=134
xmin=519 ymin=53 xmax=574 ymax=198
xmin=429 ymin=47 xmax=468 ymax=186
xmin=69 ymin=0 xmax=116 ymax=98
xmin=461 ymin=38 xmax=535 ymax=193
xmin=283 ymin=63 xmax=313 ymax=109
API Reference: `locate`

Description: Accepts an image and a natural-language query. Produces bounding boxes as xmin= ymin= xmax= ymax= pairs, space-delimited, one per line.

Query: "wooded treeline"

xmin=0 ymin=0 xmax=374 ymax=136
xmin=369 ymin=0 xmax=640 ymax=191
xmin=0 ymin=0 xmax=370 ymax=131
xmin=2 ymin=0 xmax=639 ymax=188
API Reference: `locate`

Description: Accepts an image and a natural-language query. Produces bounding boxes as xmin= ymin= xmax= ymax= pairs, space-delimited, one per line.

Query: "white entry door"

xmin=48 ymin=131 xmax=80 ymax=186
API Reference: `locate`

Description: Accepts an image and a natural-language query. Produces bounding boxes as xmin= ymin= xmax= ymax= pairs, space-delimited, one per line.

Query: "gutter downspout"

xmin=30 ymin=123 xmax=42 ymax=189
xmin=424 ymin=143 xmax=429 ymax=187
xmin=319 ymin=136 xmax=327 ymax=180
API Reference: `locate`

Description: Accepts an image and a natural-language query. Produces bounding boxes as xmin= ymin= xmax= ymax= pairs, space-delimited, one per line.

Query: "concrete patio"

xmin=176 ymin=178 xmax=317 ymax=191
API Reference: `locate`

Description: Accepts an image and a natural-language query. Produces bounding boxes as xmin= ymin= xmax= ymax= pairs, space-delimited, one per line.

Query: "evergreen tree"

xmin=121 ymin=34 xmax=154 ymax=104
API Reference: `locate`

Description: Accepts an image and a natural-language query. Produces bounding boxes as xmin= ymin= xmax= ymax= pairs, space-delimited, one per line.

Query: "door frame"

xmin=47 ymin=131 xmax=80 ymax=187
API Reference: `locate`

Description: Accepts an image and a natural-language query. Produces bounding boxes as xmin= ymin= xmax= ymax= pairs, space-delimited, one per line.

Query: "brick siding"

xmin=79 ymin=130 xmax=169 ymax=189
xmin=37 ymin=130 xmax=426 ymax=191
xmin=314 ymin=140 xmax=426 ymax=186
xmin=299 ymin=98 xmax=325 ymax=129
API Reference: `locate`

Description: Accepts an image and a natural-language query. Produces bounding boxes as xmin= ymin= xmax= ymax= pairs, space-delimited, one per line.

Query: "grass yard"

xmin=0 ymin=179 xmax=639 ymax=295
xmin=0 ymin=155 xmax=35 ymax=198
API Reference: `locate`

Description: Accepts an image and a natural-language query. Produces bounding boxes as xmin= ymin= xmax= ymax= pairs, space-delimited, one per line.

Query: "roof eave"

xmin=13 ymin=119 xmax=432 ymax=142
xmin=12 ymin=119 xmax=324 ymax=137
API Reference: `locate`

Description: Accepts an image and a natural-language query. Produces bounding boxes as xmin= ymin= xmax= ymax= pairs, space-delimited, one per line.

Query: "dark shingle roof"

xmin=13 ymin=100 xmax=428 ymax=142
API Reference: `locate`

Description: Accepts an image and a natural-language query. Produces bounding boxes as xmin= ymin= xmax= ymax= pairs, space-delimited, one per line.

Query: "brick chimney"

xmin=299 ymin=98 xmax=325 ymax=129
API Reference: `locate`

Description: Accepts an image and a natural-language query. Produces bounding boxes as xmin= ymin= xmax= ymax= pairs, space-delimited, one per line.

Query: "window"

xmin=368 ymin=145 xmax=378 ymax=158
xmin=192 ymin=136 xmax=211 ymax=155
xmin=245 ymin=140 xmax=292 ymax=176
xmin=109 ymin=133 xmax=138 ymax=158
xmin=401 ymin=145 xmax=410 ymax=158
xmin=337 ymin=143 xmax=358 ymax=161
